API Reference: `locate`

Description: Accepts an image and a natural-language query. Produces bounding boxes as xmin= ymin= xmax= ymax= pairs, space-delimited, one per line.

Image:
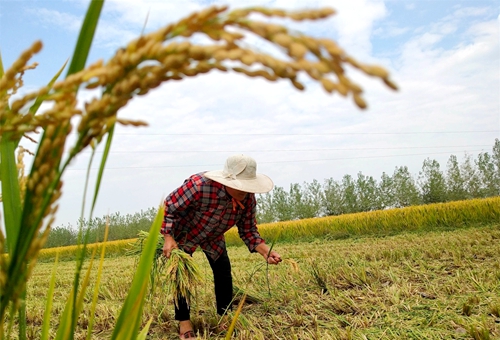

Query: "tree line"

xmin=256 ymin=139 xmax=500 ymax=223
xmin=45 ymin=139 xmax=499 ymax=247
xmin=44 ymin=208 xmax=158 ymax=248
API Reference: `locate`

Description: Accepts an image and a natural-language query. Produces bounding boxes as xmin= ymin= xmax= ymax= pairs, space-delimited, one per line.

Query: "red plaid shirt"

xmin=161 ymin=172 xmax=265 ymax=261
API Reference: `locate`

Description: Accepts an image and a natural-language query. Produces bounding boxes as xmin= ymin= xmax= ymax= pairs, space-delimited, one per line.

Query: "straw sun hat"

xmin=204 ymin=154 xmax=274 ymax=193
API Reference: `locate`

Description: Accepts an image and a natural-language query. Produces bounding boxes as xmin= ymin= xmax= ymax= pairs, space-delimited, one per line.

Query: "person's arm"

xmin=161 ymin=176 xmax=200 ymax=257
xmin=237 ymin=195 xmax=282 ymax=265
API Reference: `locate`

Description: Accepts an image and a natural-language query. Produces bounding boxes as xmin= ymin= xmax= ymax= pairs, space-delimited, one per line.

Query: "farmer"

xmin=161 ymin=154 xmax=282 ymax=340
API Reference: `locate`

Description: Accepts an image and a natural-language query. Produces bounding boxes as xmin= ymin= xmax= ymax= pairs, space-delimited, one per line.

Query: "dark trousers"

xmin=175 ymin=249 xmax=233 ymax=321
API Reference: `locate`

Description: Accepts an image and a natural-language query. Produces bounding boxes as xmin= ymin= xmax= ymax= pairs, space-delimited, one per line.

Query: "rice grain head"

xmin=165 ymin=248 xmax=203 ymax=308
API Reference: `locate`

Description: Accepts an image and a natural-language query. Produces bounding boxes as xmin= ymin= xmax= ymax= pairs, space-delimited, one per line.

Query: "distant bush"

xmin=44 ymin=208 xmax=157 ymax=248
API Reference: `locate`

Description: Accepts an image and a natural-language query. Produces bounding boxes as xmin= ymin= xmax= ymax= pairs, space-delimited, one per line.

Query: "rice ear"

xmin=164 ymin=248 xmax=203 ymax=308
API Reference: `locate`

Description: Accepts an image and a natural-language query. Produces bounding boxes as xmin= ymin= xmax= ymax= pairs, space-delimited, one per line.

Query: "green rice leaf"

xmin=18 ymin=285 xmax=27 ymax=340
xmin=28 ymin=58 xmax=68 ymax=114
xmin=111 ymin=203 xmax=165 ymax=340
xmin=86 ymin=224 xmax=109 ymax=340
xmin=0 ymin=135 xmax=22 ymax=255
xmin=90 ymin=124 xmax=115 ymax=218
xmin=80 ymin=146 xmax=96 ymax=236
xmin=66 ymin=0 xmax=104 ymax=77
xmin=54 ymin=247 xmax=96 ymax=340
xmin=53 ymin=287 xmax=75 ymax=340
xmin=41 ymin=252 xmax=59 ymax=340
xmin=265 ymin=229 xmax=281 ymax=296
xmin=44 ymin=3 xmax=106 ymax=337
xmin=225 ymin=294 xmax=247 ymax=340
xmin=0 ymin=49 xmax=4 ymax=78
xmin=12 ymin=58 xmax=69 ymax=150
xmin=136 ymin=318 xmax=153 ymax=340
xmin=0 ymin=52 xmax=20 ymax=255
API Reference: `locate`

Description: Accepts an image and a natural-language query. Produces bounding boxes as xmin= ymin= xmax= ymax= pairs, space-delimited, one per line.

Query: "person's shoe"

xmin=179 ymin=320 xmax=196 ymax=339
xmin=216 ymin=315 xmax=230 ymax=333
xmin=179 ymin=330 xmax=196 ymax=339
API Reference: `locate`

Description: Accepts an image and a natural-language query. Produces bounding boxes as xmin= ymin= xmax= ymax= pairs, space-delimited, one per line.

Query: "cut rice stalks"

xmin=127 ymin=231 xmax=165 ymax=297
xmin=127 ymin=230 xmax=164 ymax=259
xmin=127 ymin=231 xmax=203 ymax=306
xmin=165 ymin=248 xmax=203 ymax=308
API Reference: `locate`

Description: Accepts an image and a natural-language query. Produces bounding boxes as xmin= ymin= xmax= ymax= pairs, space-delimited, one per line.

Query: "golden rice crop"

xmin=37 ymin=239 xmax=131 ymax=262
xmin=38 ymin=197 xmax=500 ymax=262
xmin=127 ymin=231 xmax=205 ymax=307
xmin=225 ymin=197 xmax=500 ymax=245
xmin=164 ymin=248 xmax=203 ymax=308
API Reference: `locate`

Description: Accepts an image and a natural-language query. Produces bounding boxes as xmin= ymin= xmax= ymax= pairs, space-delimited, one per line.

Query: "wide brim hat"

xmin=204 ymin=154 xmax=274 ymax=193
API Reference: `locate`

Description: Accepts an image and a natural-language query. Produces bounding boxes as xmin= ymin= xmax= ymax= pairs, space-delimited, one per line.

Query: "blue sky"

xmin=1 ymin=0 xmax=499 ymax=227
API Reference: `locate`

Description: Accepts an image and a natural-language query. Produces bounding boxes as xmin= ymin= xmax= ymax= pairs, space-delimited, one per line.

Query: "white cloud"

xmin=330 ymin=0 xmax=387 ymax=59
xmin=450 ymin=6 xmax=490 ymax=19
xmin=374 ymin=22 xmax=410 ymax=38
xmin=406 ymin=3 xmax=416 ymax=11
xmin=28 ymin=8 xmax=82 ymax=31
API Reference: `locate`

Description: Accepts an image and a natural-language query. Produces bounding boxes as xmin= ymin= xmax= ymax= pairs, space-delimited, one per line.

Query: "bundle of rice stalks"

xmin=128 ymin=231 xmax=203 ymax=306
xmin=165 ymin=248 xmax=203 ymax=308
xmin=127 ymin=230 xmax=163 ymax=259
xmin=127 ymin=231 xmax=167 ymax=297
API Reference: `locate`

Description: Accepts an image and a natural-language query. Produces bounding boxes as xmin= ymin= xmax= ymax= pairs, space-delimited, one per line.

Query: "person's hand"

xmin=255 ymin=243 xmax=282 ymax=265
xmin=163 ymin=235 xmax=178 ymax=258
xmin=266 ymin=250 xmax=282 ymax=265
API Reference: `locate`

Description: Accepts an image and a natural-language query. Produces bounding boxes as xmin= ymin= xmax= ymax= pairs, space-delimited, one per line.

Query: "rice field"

xmin=26 ymin=223 xmax=500 ymax=339
xmin=36 ymin=197 xmax=500 ymax=262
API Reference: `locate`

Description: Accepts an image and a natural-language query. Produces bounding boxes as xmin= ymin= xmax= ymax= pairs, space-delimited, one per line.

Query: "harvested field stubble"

xmin=27 ymin=224 xmax=500 ymax=339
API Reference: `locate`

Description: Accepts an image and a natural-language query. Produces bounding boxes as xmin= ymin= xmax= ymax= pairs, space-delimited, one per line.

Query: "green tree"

xmin=340 ymin=174 xmax=358 ymax=213
xmin=377 ymin=172 xmax=395 ymax=209
xmin=44 ymin=226 xmax=78 ymax=248
xmin=303 ymin=179 xmax=324 ymax=218
xmin=256 ymin=192 xmax=276 ymax=223
xmin=461 ymin=154 xmax=482 ymax=198
xmin=418 ymin=158 xmax=448 ymax=204
xmin=493 ymin=138 xmax=500 ymax=180
xmin=392 ymin=166 xmax=421 ymax=207
xmin=355 ymin=172 xmax=378 ymax=211
xmin=476 ymin=151 xmax=498 ymax=197
xmin=288 ymin=183 xmax=305 ymax=220
xmin=323 ymin=178 xmax=343 ymax=216
xmin=272 ymin=186 xmax=294 ymax=222
xmin=446 ymin=154 xmax=467 ymax=201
